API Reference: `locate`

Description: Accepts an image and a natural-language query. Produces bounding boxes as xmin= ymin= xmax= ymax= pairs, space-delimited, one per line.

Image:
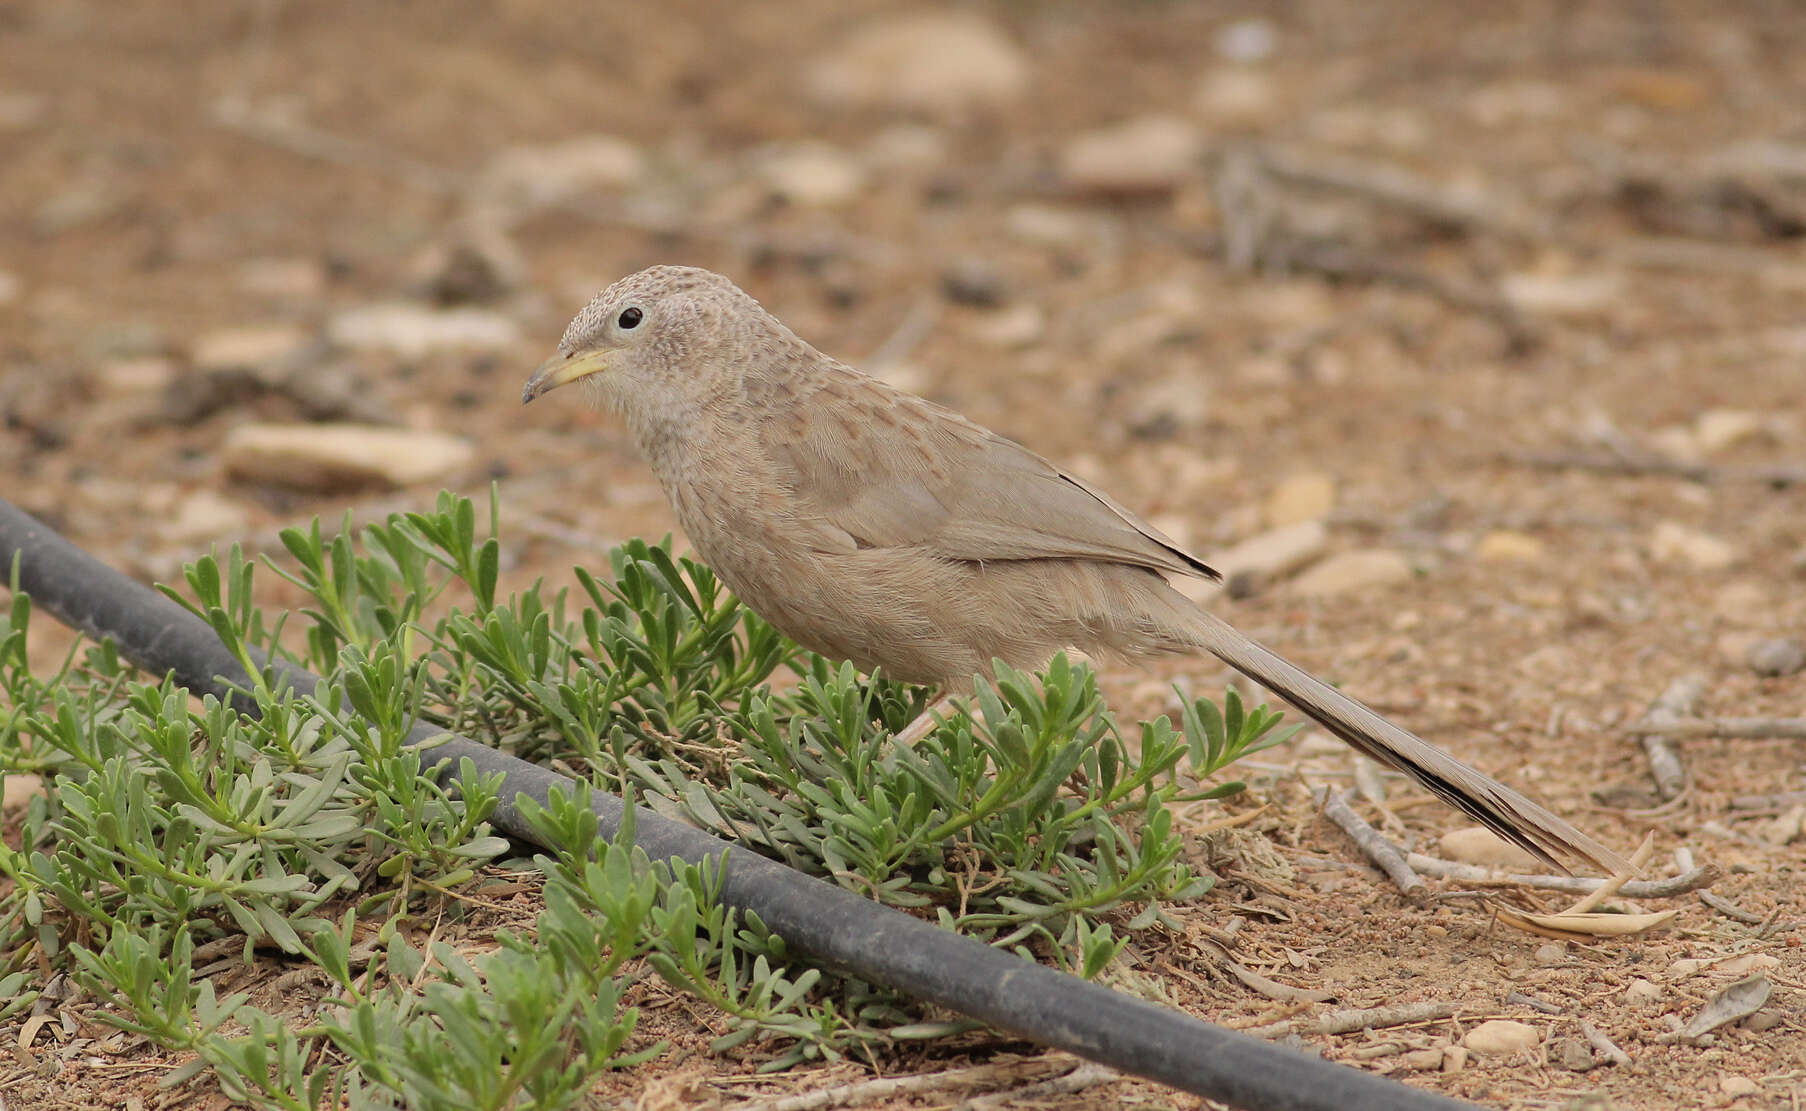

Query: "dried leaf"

xmin=1495 ymin=907 xmax=1678 ymax=939
xmin=1680 ymin=976 xmax=1771 ymax=1043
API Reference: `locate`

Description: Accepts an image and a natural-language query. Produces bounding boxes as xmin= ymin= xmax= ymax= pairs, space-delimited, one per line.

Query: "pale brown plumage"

xmin=523 ymin=265 xmax=1627 ymax=874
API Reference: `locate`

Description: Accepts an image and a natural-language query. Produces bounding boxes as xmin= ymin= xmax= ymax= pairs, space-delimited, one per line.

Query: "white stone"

xmin=1500 ymin=271 xmax=1622 ymax=316
xmin=1463 ymin=1020 xmax=1540 ymax=1055
xmin=475 ymin=135 xmax=644 ymax=210
xmin=865 ymin=125 xmax=949 ymax=170
xmin=1059 ymin=115 xmax=1204 ymax=195
xmin=1623 ymin=978 xmax=1661 ymax=1005
xmin=1695 ymin=409 xmax=1764 ymax=454
xmin=1438 ymin=827 xmax=1542 ymax=871
xmin=1005 ymin=204 xmax=1094 ymax=249
xmin=327 ymin=304 xmax=519 ymax=359
xmin=1719 ymin=1076 xmax=1759 ymax=1097
xmin=160 ymin=489 xmax=249 ymax=543
xmin=222 ymin=423 xmax=474 ymax=491
xmin=756 ymin=143 xmax=867 ymax=207
xmin=1265 ymin=472 xmax=1336 ymax=527
xmin=96 ymin=356 xmax=178 ymax=396
xmin=1651 ymin=521 xmax=1737 ymax=570
xmin=1214 ymin=18 xmax=1278 ymax=62
xmin=971 ymin=303 xmax=1045 ymax=349
xmin=1475 ymin=530 xmax=1546 ymax=563
xmin=191 ymin=324 xmax=312 ymax=372
xmin=807 ymin=13 xmax=1029 ymax=116
xmin=3 ymin=773 xmax=42 ymax=815
xmin=1747 ymin=638 xmax=1806 ymax=678
xmin=1649 ymin=424 xmax=1702 ymax=463
xmin=1210 ymin=521 xmax=1329 ymax=585
xmin=238 ymin=257 xmax=328 ymax=300
xmin=1193 ymin=68 xmax=1278 ymax=127
xmin=1291 ymin=550 xmax=1413 ymax=597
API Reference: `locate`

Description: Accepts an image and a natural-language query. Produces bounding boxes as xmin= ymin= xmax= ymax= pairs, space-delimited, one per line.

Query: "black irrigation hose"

xmin=0 ymin=497 xmax=1477 ymax=1111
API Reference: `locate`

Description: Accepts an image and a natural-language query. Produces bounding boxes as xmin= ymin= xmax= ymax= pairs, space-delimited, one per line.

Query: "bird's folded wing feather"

xmin=759 ymin=367 xmax=1218 ymax=580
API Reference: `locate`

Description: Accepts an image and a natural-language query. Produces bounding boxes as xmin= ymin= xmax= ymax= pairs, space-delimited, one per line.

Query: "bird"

xmin=522 ymin=264 xmax=1626 ymax=874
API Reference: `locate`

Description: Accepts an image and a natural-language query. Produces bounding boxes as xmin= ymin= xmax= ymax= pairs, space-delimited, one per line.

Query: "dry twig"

xmin=1241 ymin=1000 xmax=1460 ymax=1041
xmin=1631 ymin=716 xmax=1806 ymax=740
xmin=722 ymin=1058 xmax=1073 ymax=1111
xmin=1312 ymin=786 xmax=1424 ymax=898
xmin=1698 ymin=891 xmax=1767 ymax=926
xmin=1405 ymin=854 xmax=1718 ymax=898
xmin=1638 ymin=676 xmax=1705 ymax=801
xmin=1580 ymin=1020 xmax=1633 ymax=1068
xmin=1502 ymin=450 xmax=1806 ymax=487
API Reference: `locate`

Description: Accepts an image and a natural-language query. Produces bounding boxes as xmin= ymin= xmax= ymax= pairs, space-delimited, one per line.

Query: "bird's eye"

xmin=617 ymin=307 xmax=643 ymax=329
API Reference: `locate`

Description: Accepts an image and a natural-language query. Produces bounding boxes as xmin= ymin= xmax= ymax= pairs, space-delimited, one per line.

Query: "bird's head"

xmin=521 ymin=265 xmax=773 ymax=412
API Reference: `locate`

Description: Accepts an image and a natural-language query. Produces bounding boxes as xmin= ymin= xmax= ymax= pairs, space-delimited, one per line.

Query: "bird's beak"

xmin=521 ymin=349 xmax=611 ymax=404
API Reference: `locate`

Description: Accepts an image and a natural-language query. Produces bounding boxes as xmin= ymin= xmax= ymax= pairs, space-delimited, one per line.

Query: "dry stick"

xmin=1631 ymin=717 xmax=1806 ymax=740
xmin=1242 ymin=1001 xmax=1461 ymax=1042
xmin=1560 ymin=832 xmax=1657 ymax=915
xmin=1579 ymin=1020 xmax=1633 ymax=1068
xmin=1698 ymin=891 xmax=1767 ymax=926
xmin=1312 ymin=786 xmax=1424 ymax=897
xmin=1502 ymin=449 xmax=1806 ymax=487
xmin=1255 ymin=145 xmax=1547 ymax=241
xmin=722 ymin=1058 xmax=1073 ymax=1111
xmin=956 ymin=1061 xmax=1120 ymax=1111
xmin=1730 ymin=790 xmax=1806 ymax=811
xmin=1639 ymin=676 xmax=1705 ymax=801
xmin=1207 ymin=148 xmax=1535 ymax=349
xmin=1268 ymin=239 xmax=1536 ymax=353
xmin=1405 ymin=854 xmax=1718 ymax=898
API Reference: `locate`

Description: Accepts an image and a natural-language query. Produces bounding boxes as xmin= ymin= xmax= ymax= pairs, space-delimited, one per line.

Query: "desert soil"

xmin=1 ymin=2 xmax=1803 ymax=1109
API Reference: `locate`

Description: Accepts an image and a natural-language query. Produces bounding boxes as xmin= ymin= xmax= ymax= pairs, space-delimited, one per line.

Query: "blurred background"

xmin=5 ymin=0 xmax=1805 ymax=706
xmin=3 ymin=3 xmax=1805 ymax=1104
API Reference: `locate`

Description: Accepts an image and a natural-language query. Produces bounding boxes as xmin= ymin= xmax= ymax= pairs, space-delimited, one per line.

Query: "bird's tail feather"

xmin=1182 ymin=609 xmax=1628 ymax=875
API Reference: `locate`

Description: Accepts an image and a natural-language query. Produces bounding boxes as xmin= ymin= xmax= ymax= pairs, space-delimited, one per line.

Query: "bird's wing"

xmin=759 ymin=365 xmax=1218 ymax=580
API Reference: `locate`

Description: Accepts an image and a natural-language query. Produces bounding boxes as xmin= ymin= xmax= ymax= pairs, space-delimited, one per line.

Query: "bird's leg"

xmin=894 ymin=690 xmax=957 ymax=747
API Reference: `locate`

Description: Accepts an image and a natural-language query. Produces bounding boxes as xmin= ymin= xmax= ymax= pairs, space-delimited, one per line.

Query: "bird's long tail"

xmin=1182 ymin=609 xmax=1628 ymax=875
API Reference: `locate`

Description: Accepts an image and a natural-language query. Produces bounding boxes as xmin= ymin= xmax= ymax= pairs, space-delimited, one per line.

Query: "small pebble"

xmin=191 ymin=324 xmax=312 ymax=373
xmin=1696 ymin=409 xmax=1764 ymax=454
xmin=3 ymin=773 xmax=43 ymax=815
xmin=475 ymin=135 xmax=644 ymax=210
xmin=1203 ymin=521 xmax=1329 ymax=601
xmin=1475 ymin=529 xmax=1546 ymax=563
xmin=1550 ymin=1036 xmax=1595 ymax=1072
xmin=223 ymin=422 xmax=475 ymax=491
xmin=1265 ymin=472 xmax=1337 ymax=527
xmin=1439 ymin=826 xmax=1540 ymax=871
xmin=1746 ymin=637 xmax=1805 ymax=677
xmin=1214 ymin=17 xmax=1278 ymax=62
xmin=159 ymin=490 xmax=250 ymax=543
xmin=1058 ymin=115 xmax=1204 ymax=195
xmin=327 ymin=304 xmax=518 ymax=359
xmin=756 ymin=142 xmax=867 ymax=208
xmin=940 ymin=257 xmax=1009 ymax=308
xmin=1623 ymin=978 xmax=1661 ymax=1005
xmin=1290 ymin=549 xmax=1412 ymax=598
xmin=1650 ymin=520 xmax=1737 ymax=570
xmin=1719 ymin=1075 xmax=1758 ymax=1098
xmin=1463 ymin=1019 xmax=1540 ymax=1055
xmin=971 ymin=303 xmax=1044 ymax=349
xmin=806 ymin=13 xmax=1029 ymax=115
